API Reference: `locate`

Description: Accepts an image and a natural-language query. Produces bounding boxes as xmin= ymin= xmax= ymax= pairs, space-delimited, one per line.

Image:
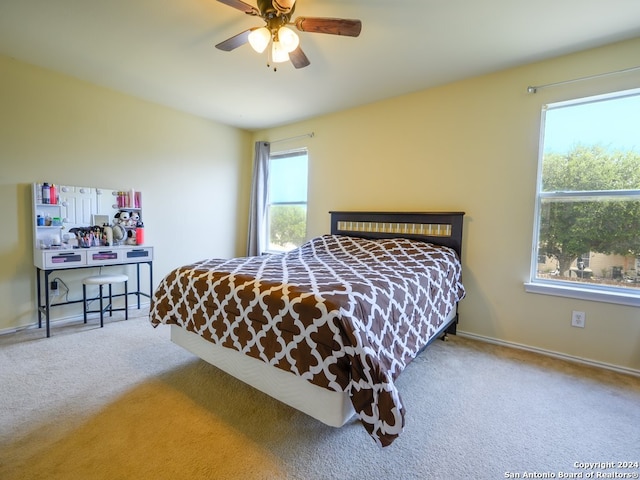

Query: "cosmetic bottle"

xmin=136 ymin=222 xmax=144 ymax=245
xmin=42 ymin=183 xmax=51 ymax=204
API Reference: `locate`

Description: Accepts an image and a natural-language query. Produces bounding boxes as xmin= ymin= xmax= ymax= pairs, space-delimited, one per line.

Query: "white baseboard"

xmin=0 ymin=301 xmax=150 ymax=336
xmin=457 ymin=330 xmax=640 ymax=378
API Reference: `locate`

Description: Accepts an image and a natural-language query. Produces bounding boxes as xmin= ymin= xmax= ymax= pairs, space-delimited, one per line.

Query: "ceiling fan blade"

xmin=215 ymin=29 xmax=254 ymax=51
xmin=273 ymin=0 xmax=296 ymax=14
xmin=289 ymin=46 xmax=310 ymax=69
xmin=294 ymin=17 xmax=362 ymax=37
xmin=216 ymin=0 xmax=260 ymax=16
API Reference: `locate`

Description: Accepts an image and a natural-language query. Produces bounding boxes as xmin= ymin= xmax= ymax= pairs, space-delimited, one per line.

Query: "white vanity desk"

xmin=31 ymin=182 xmax=152 ymax=337
xmin=35 ymin=245 xmax=153 ymax=337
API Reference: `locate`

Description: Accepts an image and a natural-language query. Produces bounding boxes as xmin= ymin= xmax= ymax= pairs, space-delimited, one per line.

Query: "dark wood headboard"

xmin=329 ymin=211 xmax=465 ymax=259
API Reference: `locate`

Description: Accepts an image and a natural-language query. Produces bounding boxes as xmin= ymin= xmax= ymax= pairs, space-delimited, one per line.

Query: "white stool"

xmin=82 ymin=274 xmax=128 ymax=327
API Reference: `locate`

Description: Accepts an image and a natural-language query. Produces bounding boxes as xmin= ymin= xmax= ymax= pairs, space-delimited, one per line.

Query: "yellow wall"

xmin=0 ymin=54 xmax=252 ymax=331
xmin=1 ymin=36 xmax=639 ymax=373
xmin=254 ymin=37 xmax=640 ymax=373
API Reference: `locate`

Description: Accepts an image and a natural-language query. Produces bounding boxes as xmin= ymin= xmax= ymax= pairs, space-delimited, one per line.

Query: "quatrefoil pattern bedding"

xmin=150 ymin=234 xmax=465 ymax=446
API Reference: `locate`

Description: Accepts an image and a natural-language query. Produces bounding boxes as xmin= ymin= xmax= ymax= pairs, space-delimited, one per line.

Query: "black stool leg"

xmin=99 ymin=284 xmax=104 ymax=328
xmin=83 ymin=284 xmax=88 ymax=324
xmin=108 ymin=283 xmax=113 ymax=317
xmin=124 ymin=280 xmax=128 ymax=320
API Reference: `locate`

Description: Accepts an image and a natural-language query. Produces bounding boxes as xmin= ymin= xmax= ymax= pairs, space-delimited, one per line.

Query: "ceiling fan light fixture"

xmin=271 ymin=41 xmax=290 ymax=63
xmin=248 ymin=27 xmax=271 ymax=53
xmin=215 ymin=0 xmax=363 ymax=70
xmin=277 ymin=26 xmax=299 ymax=53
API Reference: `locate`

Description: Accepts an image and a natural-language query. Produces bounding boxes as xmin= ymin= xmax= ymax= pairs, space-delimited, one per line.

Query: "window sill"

xmin=524 ymin=281 xmax=640 ymax=307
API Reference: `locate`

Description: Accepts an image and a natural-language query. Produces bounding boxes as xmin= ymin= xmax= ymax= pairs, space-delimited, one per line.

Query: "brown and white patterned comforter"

xmin=149 ymin=234 xmax=465 ymax=446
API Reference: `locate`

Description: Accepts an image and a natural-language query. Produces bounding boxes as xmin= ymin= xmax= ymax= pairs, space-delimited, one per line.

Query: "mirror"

xmin=57 ymin=185 xmax=120 ymax=230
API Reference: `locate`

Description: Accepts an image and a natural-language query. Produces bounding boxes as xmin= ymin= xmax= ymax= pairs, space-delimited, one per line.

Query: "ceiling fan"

xmin=215 ymin=0 xmax=362 ymax=70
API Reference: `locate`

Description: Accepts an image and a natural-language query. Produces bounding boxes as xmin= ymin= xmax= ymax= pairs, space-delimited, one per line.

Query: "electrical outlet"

xmin=50 ymin=281 xmax=59 ymax=296
xmin=571 ymin=310 xmax=585 ymax=328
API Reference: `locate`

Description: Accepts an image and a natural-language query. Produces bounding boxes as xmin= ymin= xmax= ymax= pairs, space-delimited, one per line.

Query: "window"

xmin=526 ymin=88 xmax=640 ymax=306
xmin=266 ymin=149 xmax=308 ymax=252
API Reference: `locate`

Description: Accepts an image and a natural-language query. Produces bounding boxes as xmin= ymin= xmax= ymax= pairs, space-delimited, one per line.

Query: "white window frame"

xmin=264 ymin=148 xmax=308 ymax=253
xmin=524 ymin=88 xmax=640 ymax=307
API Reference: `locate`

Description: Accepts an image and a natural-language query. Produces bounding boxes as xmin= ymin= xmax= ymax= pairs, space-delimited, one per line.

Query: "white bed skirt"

xmin=171 ymin=325 xmax=355 ymax=427
xmin=170 ymin=307 xmax=456 ymax=428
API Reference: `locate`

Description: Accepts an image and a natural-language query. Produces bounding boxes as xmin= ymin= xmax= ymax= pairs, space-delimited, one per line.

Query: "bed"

xmin=150 ymin=211 xmax=465 ymax=446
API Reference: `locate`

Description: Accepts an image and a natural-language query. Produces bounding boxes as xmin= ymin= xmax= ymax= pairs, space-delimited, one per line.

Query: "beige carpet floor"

xmin=1 ymin=310 xmax=639 ymax=479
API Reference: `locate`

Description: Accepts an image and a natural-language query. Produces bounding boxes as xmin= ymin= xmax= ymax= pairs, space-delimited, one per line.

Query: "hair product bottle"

xmin=42 ymin=183 xmax=51 ymax=204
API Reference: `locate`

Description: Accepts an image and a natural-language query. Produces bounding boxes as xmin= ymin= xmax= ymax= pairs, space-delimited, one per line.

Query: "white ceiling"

xmin=1 ymin=0 xmax=640 ymax=131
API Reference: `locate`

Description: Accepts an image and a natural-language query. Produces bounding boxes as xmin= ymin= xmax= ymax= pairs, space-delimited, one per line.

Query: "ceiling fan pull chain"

xmin=266 ymin=43 xmax=272 ymax=70
xmin=265 ymin=42 xmax=278 ymax=71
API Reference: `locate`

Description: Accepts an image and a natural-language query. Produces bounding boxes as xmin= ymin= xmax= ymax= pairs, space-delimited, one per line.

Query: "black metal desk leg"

xmin=44 ymin=270 xmax=51 ymax=338
xmin=136 ymin=263 xmax=141 ymax=309
xmin=36 ymin=268 xmax=42 ymax=328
